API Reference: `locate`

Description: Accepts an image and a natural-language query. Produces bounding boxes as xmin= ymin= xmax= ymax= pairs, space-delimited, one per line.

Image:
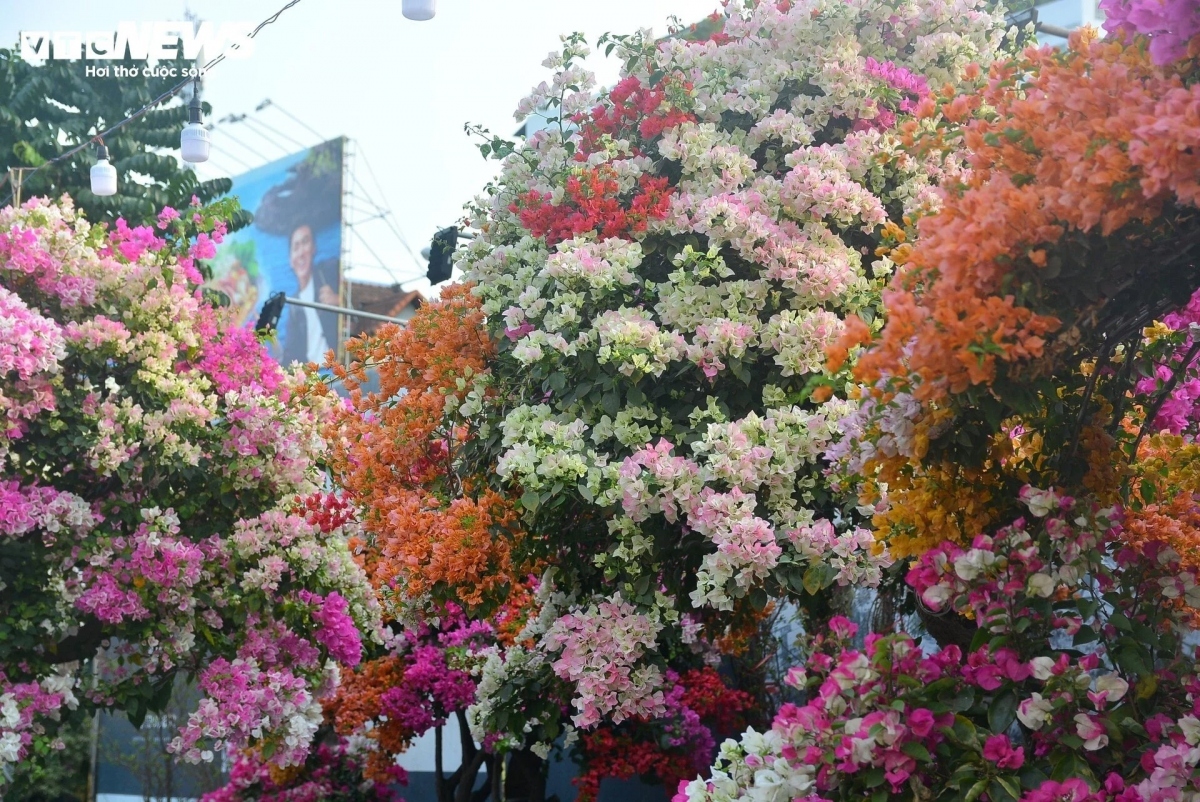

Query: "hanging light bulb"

xmin=180 ymin=82 xmax=211 ymax=163
xmin=90 ymin=142 xmax=117 ymax=197
xmin=402 ymin=0 xmax=436 ymax=20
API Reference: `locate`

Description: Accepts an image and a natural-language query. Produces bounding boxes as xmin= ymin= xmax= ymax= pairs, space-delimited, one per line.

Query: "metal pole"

xmin=284 ymin=296 xmax=407 ymax=325
xmin=1036 ymin=21 xmax=1074 ymax=38
xmin=85 ymin=651 xmax=102 ymax=802
xmin=341 ymin=136 xmax=354 ymax=367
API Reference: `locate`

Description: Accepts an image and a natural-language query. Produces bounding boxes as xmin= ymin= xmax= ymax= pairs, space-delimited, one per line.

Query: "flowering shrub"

xmin=828 ymin=29 xmax=1200 ymax=556
xmin=321 ymin=283 xmax=523 ymax=618
xmin=679 ymin=488 xmax=1200 ymax=802
xmin=675 ymin=24 xmax=1200 ymax=802
xmin=325 ymin=603 xmax=494 ymax=784
xmin=1100 ymin=0 xmax=1200 ymax=64
xmin=574 ymin=667 xmax=754 ymax=802
xmin=201 ymin=738 xmax=404 ymax=802
xmin=0 ymin=197 xmax=379 ymax=782
xmin=459 ymin=0 xmax=1006 ymax=755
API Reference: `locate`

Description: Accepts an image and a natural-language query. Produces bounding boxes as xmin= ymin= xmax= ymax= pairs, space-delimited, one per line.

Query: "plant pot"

xmin=917 ymin=606 xmax=977 ymax=651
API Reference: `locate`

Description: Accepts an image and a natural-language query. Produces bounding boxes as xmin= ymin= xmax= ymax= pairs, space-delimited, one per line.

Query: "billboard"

xmin=207 ymin=137 xmax=345 ymax=365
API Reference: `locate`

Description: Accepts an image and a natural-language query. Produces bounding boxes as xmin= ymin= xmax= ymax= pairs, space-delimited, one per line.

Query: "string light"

xmin=89 ymin=142 xmax=117 ymax=196
xmin=0 ymin=0 xmax=304 ymax=207
xmin=402 ymin=0 xmax=437 ymax=21
xmin=180 ymin=81 xmax=211 ymax=163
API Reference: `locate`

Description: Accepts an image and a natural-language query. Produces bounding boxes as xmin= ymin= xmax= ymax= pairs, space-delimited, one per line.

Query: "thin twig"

xmin=1063 ymin=343 xmax=1110 ymax=469
xmin=1133 ymin=338 xmax=1200 ymax=453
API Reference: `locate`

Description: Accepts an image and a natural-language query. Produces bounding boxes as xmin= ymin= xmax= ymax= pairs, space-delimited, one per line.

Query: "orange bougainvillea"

xmin=1125 ymin=434 xmax=1200 ymax=572
xmin=841 ymin=30 xmax=1200 ymax=402
xmin=321 ymin=283 xmax=525 ymax=616
xmin=825 ymin=31 xmax=1200 ymax=559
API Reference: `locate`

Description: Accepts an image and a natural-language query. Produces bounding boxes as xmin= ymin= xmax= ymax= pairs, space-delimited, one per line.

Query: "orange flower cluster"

xmin=324 ymin=657 xmax=409 ymax=782
xmin=322 ymin=284 xmax=523 ymax=615
xmin=1124 ymin=496 xmax=1200 ymax=574
xmin=843 ymin=31 xmax=1200 ymax=401
xmin=1124 ymin=434 xmax=1200 ymax=576
xmin=826 ymin=32 xmax=1200 ymax=559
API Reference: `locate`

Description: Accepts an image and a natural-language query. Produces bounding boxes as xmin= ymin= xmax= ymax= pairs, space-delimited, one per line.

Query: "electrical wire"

xmin=235 ymin=98 xmax=428 ymax=280
xmin=347 ymin=224 xmax=424 ymax=287
xmin=0 ymin=0 xmax=305 ymax=207
xmin=354 ymin=146 xmax=426 ymax=270
xmin=225 ymin=117 xmax=295 ymax=157
xmin=347 ymin=175 xmax=428 ymax=278
xmin=258 ymin=99 xmax=326 ymax=142
xmin=210 ymin=123 xmax=276 ymax=163
xmin=207 ymin=144 xmax=254 ymax=171
xmin=240 ymin=115 xmax=310 ymax=151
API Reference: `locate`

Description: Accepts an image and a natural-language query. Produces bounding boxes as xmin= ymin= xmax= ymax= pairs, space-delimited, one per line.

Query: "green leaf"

xmin=602 ymin=390 xmax=621 ymax=417
xmin=952 ymin=714 xmax=980 ymax=748
xmin=965 ymin=778 xmax=990 ymax=802
xmin=950 ymin=688 xmax=977 ymax=714
xmin=989 ymin=690 xmax=1018 ymax=734
xmin=126 ymin=697 xmax=146 ymax=730
xmin=801 ymin=562 xmax=836 ymax=595
xmin=520 ymin=489 xmax=540 ymax=513
xmin=901 ymin=741 xmax=932 ymax=762
xmin=990 ymin=777 xmax=1021 ymax=802
xmin=863 ymin=767 xmax=886 ymax=788
xmin=1019 ymin=767 xmax=1050 ymax=790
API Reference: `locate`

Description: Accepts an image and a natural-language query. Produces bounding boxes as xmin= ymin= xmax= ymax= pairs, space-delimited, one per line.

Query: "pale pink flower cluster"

xmin=0 ymin=198 xmax=379 ymax=778
xmin=690 ymin=488 xmax=782 ymax=608
xmin=779 ymin=161 xmax=887 ymax=230
xmin=220 ymin=388 xmax=322 ymax=495
xmin=462 ymin=0 xmax=1005 ymax=740
xmin=786 ymin=519 xmax=892 ymax=587
xmin=0 ymin=285 xmax=63 ymax=447
xmin=618 ymin=431 xmax=869 ymax=609
xmin=543 ymin=237 xmax=642 ymax=297
xmin=169 ymin=657 xmax=322 ymax=767
xmin=0 ymin=481 xmax=95 ymax=542
xmin=0 ymin=669 xmax=78 ymax=766
xmin=542 ymin=593 xmax=666 ymax=727
xmin=594 ymin=307 xmax=687 ymax=378
xmin=687 ymin=319 xmax=757 ymax=380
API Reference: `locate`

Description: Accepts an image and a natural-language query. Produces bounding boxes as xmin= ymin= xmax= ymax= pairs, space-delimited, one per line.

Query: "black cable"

xmin=259 ymin=99 xmax=326 ymax=142
xmin=347 ymin=176 xmax=427 ymax=275
xmin=355 ymin=146 xmax=426 ymax=270
xmin=347 ymin=224 xmax=425 ymax=287
xmin=210 ymin=124 xmax=275 ymax=164
xmin=241 ymin=115 xmax=310 ymax=151
xmin=226 ymin=117 xmax=296 ymax=157
xmin=206 ymin=144 xmax=255 ymax=172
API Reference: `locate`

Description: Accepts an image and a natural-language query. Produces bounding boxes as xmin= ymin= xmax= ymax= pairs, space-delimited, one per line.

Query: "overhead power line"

xmin=240 ymin=115 xmax=310 ymax=152
xmin=257 ymin=98 xmax=326 ymax=142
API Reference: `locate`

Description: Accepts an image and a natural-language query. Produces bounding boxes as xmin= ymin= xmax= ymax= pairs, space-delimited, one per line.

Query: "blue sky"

xmin=1 ymin=0 xmax=720 ymax=293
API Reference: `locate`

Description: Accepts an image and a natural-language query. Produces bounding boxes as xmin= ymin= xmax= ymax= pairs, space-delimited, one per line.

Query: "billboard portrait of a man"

xmin=282 ymin=222 xmax=339 ymax=364
xmin=204 ymin=138 xmax=345 ymax=366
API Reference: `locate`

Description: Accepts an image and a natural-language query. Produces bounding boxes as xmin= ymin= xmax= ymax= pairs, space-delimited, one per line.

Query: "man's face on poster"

xmin=290 ymin=225 xmax=314 ymax=289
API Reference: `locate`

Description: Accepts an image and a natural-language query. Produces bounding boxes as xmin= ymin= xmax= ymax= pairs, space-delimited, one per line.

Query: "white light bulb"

xmin=402 ymin=0 xmax=436 ymax=21
xmin=91 ymin=146 xmax=117 ymax=196
xmin=181 ymin=123 xmax=211 ymax=163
